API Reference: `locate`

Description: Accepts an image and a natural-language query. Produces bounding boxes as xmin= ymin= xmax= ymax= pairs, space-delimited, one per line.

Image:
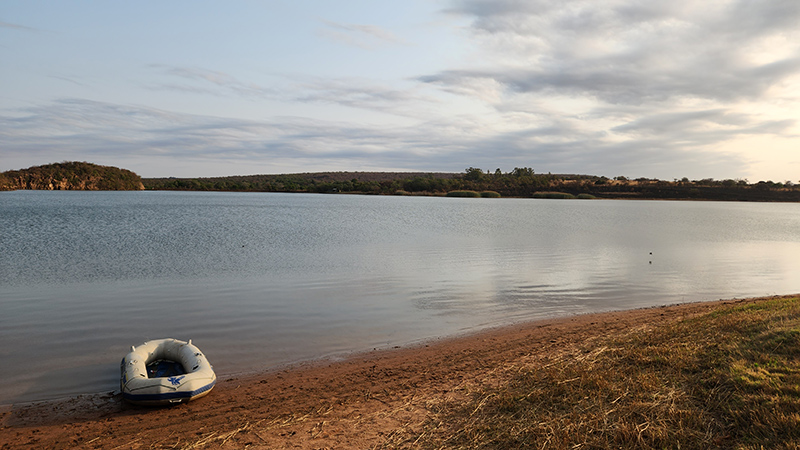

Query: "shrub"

xmin=480 ymin=191 xmax=501 ymax=198
xmin=532 ymin=192 xmax=576 ymax=199
xmin=576 ymin=193 xmax=597 ymax=199
xmin=447 ymin=190 xmax=481 ymax=198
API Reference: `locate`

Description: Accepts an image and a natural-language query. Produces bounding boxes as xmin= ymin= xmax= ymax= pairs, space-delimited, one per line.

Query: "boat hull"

xmin=121 ymin=338 xmax=216 ymax=406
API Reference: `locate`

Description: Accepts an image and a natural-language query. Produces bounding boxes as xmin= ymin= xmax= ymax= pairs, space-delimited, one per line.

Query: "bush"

xmin=532 ymin=192 xmax=576 ymax=199
xmin=480 ymin=191 xmax=501 ymax=198
xmin=447 ymin=190 xmax=481 ymax=197
xmin=576 ymin=193 xmax=597 ymax=199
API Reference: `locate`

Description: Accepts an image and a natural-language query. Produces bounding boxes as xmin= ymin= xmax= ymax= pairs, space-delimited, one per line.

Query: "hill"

xmin=0 ymin=162 xmax=144 ymax=191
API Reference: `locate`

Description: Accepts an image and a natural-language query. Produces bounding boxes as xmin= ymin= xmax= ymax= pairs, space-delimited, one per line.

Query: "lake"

xmin=2 ymin=190 xmax=800 ymax=405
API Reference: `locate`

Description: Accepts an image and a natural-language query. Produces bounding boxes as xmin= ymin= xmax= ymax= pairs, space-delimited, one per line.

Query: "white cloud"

xmin=414 ymin=0 xmax=800 ymax=179
xmin=434 ymin=0 xmax=800 ymax=104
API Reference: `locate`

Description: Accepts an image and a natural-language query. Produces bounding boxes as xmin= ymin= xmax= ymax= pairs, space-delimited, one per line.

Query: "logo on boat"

xmin=167 ymin=375 xmax=186 ymax=386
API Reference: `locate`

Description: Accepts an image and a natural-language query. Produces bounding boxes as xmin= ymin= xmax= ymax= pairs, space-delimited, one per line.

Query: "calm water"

xmin=2 ymin=191 xmax=800 ymax=404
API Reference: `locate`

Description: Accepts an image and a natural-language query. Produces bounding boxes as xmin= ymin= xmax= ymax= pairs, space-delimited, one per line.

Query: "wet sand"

xmin=0 ymin=296 xmax=776 ymax=449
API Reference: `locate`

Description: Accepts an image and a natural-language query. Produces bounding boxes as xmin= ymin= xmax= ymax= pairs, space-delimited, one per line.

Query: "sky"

xmin=1 ymin=0 xmax=799 ymax=181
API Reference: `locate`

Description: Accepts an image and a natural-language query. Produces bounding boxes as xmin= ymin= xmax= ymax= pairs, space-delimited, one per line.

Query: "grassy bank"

xmin=414 ymin=296 xmax=800 ymax=449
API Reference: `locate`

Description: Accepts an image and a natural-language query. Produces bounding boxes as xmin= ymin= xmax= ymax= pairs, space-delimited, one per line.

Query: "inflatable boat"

xmin=121 ymin=338 xmax=216 ymax=405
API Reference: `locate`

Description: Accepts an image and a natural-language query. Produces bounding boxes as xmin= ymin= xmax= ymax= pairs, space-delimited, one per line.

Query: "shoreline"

xmin=1 ymin=295 xmax=792 ymax=449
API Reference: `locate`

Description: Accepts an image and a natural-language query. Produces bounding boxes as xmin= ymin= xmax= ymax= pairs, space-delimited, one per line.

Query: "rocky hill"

xmin=0 ymin=162 xmax=144 ymax=191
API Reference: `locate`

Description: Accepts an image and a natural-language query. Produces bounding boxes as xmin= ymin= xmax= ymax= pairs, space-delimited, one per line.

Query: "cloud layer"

xmin=433 ymin=0 xmax=800 ymax=104
xmin=1 ymin=0 xmax=798 ymax=180
xmin=420 ymin=0 xmax=800 ymax=179
xmin=0 ymin=97 xmax=751 ymax=179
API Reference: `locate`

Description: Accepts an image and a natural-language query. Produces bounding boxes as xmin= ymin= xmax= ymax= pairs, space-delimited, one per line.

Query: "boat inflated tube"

xmin=121 ymin=338 xmax=216 ymax=405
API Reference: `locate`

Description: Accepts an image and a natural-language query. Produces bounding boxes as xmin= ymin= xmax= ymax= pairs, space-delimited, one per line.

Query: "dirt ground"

xmin=0 ymin=298 xmax=762 ymax=449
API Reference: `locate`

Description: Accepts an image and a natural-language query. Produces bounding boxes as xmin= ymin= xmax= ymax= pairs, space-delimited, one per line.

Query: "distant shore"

xmin=3 ymin=295 xmax=797 ymax=449
xmin=4 ymin=162 xmax=798 ymax=201
xmin=142 ymin=171 xmax=800 ymax=202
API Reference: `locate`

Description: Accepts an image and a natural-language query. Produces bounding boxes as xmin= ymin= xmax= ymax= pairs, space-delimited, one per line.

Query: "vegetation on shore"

xmin=413 ymin=296 xmax=800 ymax=449
xmin=4 ymin=161 xmax=798 ymax=201
xmin=445 ymin=190 xmax=502 ymax=198
xmin=144 ymin=167 xmax=800 ymax=202
xmin=0 ymin=162 xmax=144 ymax=191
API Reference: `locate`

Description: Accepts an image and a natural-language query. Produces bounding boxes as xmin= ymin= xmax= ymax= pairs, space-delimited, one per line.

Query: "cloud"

xmin=317 ymin=20 xmax=406 ymax=49
xmin=4 ymin=1 xmax=796 ymax=181
xmin=147 ymin=65 xmax=281 ymax=99
xmin=293 ymin=77 xmax=438 ymax=116
xmin=432 ymin=0 xmax=800 ymax=105
xmin=47 ymin=74 xmax=89 ymax=87
xmin=55 ymin=2 xmax=773 ymax=181
xmin=0 ymin=20 xmax=37 ymax=32
xmin=611 ymin=109 xmax=796 ymax=140
xmin=411 ymin=0 xmax=800 ymax=178
xmin=0 ymin=99 xmax=453 ymax=171
xmin=419 ymin=53 xmax=800 ymax=107
xmin=148 ymin=64 xmax=436 ymax=118
xmin=0 ymin=98 xmax=753 ymax=179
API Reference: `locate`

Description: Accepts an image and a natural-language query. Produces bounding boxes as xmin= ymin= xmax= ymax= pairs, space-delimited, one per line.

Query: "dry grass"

xmin=412 ymin=296 xmax=800 ymax=449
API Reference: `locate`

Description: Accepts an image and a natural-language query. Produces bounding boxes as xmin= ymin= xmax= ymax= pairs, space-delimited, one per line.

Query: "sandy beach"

xmin=0 ymin=297 xmax=776 ymax=449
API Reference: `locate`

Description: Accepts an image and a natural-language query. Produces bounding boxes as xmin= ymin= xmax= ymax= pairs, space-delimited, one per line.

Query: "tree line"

xmin=143 ymin=167 xmax=800 ymax=202
xmin=3 ymin=162 xmax=797 ymax=201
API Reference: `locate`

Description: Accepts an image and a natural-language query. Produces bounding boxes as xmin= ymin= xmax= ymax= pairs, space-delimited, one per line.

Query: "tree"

xmin=464 ymin=167 xmax=484 ymax=181
xmin=511 ymin=167 xmax=534 ymax=177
